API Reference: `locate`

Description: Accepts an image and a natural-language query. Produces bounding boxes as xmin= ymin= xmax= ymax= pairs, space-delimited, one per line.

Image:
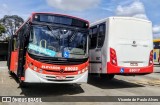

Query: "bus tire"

xmin=107 ymin=74 xmax=115 ymax=80
xmin=101 ymin=74 xmax=115 ymax=80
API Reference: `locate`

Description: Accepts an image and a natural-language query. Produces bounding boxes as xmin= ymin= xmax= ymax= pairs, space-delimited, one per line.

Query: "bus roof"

xmin=90 ymin=16 xmax=151 ymax=27
xmin=15 ymin=12 xmax=89 ymax=35
xmin=31 ymin=12 xmax=89 ymax=23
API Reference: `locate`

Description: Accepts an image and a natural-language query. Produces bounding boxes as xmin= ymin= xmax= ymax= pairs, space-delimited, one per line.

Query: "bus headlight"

xmin=82 ymin=69 xmax=85 ymax=73
xmin=34 ymin=66 xmax=37 ymax=71
xmin=81 ymin=67 xmax=88 ymax=73
xmin=78 ymin=71 xmax=81 ymax=74
xmin=28 ymin=63 xmax=33 ymax=68
xmin=85 ymin=66 xmax=88 ymax=70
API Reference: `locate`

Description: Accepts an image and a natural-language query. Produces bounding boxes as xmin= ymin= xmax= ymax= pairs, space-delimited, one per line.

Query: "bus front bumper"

xmin=24 ymin=68 xmax=88 ymax=83
xmin=107 ymin=62 xmax=154 ymax=75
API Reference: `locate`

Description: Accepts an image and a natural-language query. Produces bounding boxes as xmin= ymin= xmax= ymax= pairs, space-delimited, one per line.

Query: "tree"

xmin=0 ymin=24 xmax=5 ymax=36
xmin=0 ymin=15 xmax=24 ymax=36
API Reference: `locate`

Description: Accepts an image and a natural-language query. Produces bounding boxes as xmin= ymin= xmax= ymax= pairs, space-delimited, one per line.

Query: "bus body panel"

xmin=89 ymin=17 xmax=153 ymax=75
xmin=107 ymin=62 xmax=153 ymax=74
xmin=89 ymin=20 xmax=109 ymax=74
xmin=10 ymin=51 xmax=18 ymax=72
xmin=108 ymin=17 xmax=153 ymax=67
xmin=89 ymin=48 xmax=102 ymax=73
xmin=24 ymin=53 xmax=89 ymax=83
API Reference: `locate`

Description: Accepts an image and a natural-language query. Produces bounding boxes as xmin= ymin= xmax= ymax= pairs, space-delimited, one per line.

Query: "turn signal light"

xmin=110 ymin=48 xmax=118 ymax=66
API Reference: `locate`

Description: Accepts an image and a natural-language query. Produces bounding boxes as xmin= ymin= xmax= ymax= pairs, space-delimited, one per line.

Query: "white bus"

xmin=89 ymin=17 xmax=153 ymax=79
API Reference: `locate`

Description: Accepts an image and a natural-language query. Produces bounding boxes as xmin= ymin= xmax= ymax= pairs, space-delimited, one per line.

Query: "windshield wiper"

xmin=69 ymin=30 xmax=78 ymax=42
xmin=47 ymin=25 xmax=60 ymax=40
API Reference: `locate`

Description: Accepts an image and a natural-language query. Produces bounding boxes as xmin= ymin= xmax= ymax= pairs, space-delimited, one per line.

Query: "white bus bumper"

xmin=24 ymin=68 xmax=88 ymax=83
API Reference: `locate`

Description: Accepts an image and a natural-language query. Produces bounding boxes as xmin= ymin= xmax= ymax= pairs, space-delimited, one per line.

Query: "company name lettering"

xmin=41 ymin=65 xmax=60 ymax=70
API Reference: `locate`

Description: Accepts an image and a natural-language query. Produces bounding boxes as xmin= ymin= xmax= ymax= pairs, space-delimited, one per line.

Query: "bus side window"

xmin=90 ymin=27 xmax=98 ymax=49
xmin=89 ymin=29 xmax=92 ymax=48
xmin=97 ymin=24 xmax=106 ymax=48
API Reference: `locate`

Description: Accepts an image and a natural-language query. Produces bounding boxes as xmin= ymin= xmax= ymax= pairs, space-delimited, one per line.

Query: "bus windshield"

xmin=28 ymin=26 xmax=88 ymax=59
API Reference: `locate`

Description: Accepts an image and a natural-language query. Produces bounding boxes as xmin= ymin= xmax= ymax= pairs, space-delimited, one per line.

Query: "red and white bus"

xmin=7 ymin=13 xmax=89 ymax=85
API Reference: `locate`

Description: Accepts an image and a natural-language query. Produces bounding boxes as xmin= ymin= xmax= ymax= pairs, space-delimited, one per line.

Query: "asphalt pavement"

xmin=0 ymin=61 xmax=160 ymax=105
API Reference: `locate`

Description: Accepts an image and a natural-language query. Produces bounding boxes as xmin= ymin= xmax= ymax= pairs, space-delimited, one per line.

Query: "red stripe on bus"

xmin=107 ymin=62 xmax=153 ymax=74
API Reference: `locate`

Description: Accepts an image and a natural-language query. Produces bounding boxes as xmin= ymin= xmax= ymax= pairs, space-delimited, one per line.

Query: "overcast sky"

xmin=0 ymin=0 xmax=160 ymax=38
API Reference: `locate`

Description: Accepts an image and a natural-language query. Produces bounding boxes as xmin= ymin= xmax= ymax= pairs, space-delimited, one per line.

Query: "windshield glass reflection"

xmin=28 ymin=26 xmax=88 ymax=59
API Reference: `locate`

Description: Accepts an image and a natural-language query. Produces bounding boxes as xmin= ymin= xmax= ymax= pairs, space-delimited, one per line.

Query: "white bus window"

xmin=97 ymin=24 xmax=106 ymax=48
xmin=90 ymin=27 xmax=98 ymax=49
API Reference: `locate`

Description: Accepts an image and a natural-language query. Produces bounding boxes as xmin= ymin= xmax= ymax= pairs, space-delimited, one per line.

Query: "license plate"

xmin=130 ymin=62 xmax=138 ymax=66
xmin=56 ymin=76 xmax=66 ymax=80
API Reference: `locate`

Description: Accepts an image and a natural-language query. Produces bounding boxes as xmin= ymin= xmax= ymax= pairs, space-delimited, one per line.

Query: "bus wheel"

xmin=101 ymin=74 xmax=115 ymax=80
xmin=107 ymin=74 xmax=115 ymax=80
